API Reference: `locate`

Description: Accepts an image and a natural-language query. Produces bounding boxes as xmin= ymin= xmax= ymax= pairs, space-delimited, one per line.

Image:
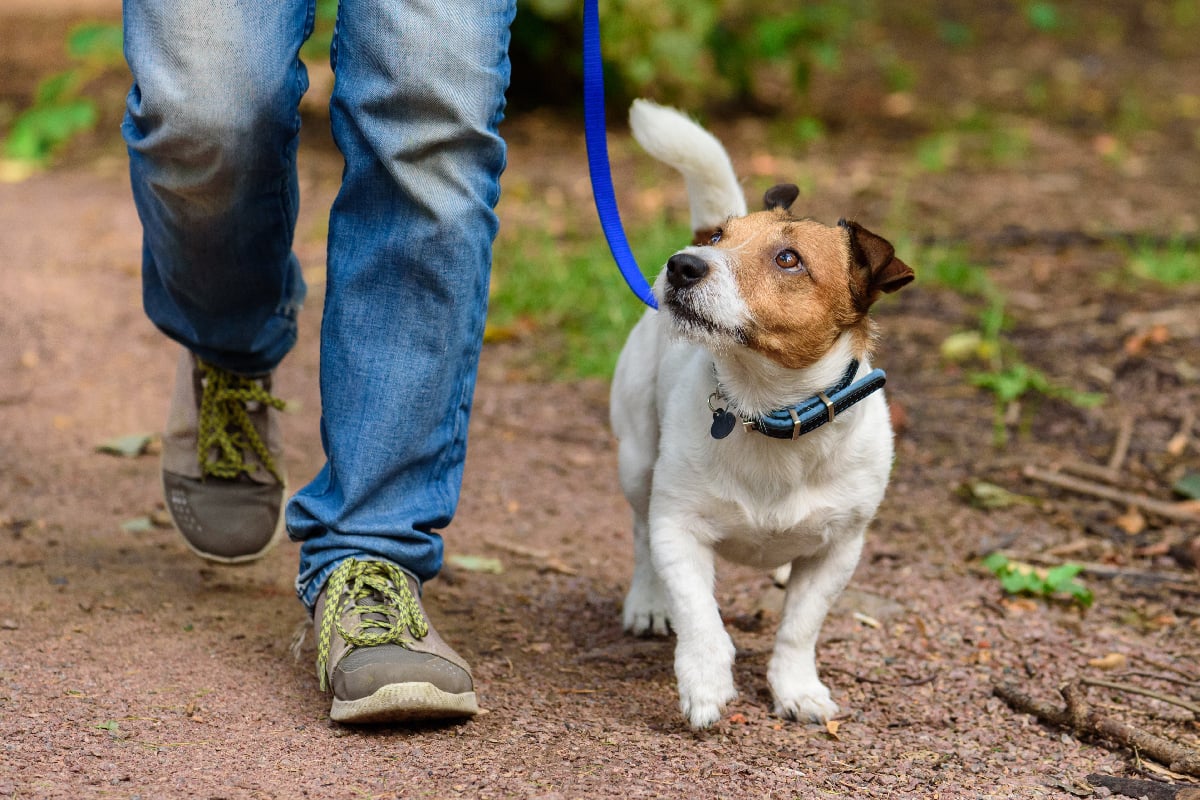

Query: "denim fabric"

xmin=122 ymin=0 xmax=514 ymax=608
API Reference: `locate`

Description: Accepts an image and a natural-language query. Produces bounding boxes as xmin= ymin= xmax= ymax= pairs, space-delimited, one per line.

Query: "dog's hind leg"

xmin=621 ymin=514 xmax=671 ymax=636
xmin=768 ymin=529 xmax=865 ymax=723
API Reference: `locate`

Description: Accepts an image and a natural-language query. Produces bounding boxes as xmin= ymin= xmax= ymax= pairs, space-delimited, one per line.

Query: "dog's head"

xmin=657 ymin=184 xmax=914 ymax=370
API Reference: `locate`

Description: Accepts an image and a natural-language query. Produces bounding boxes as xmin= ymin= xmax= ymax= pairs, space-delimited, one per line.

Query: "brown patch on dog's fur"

xmin=704 ymin=211 xmax=911 ymax=370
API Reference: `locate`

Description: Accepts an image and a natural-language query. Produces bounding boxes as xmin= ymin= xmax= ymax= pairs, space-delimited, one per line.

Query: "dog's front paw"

xmin=680 ymin=689 xmax=736 ymax=730
xmin=622 ymin=579 xmax=672 ymax=636
xmin=771 ymin=681 xmax=839 ymax=723
xmin=676 ymin=637 xmax=737 ymax=729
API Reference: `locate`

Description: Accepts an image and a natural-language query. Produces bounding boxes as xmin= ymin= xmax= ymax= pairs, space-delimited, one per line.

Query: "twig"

xmin=1086 ymin=774 xmax=1199 ymax=800
xmin=1057 ymin=460 xmax=1124 ymax=487
xmin=1023 ymin=466 xmax=1200 ymax=523
xmin=1109 ymin=415 xmax=1135 ymax=472
xmin=825 ymin=666 xmax=938 ymax=687
xmin=993 ymin=681 xmax=1200 ymax=776
xmin=1080 ymin=677 xmax=1200 ymax=718
xmin=1120 ymin=670 xmax=1200 ymax=692
xmin=1132 ymin=656 xmax=1200 ymax=684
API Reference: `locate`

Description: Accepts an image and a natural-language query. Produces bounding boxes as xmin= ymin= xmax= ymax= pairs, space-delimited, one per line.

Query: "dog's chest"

xmin=700 ymin=449 xmax=873 ymax=569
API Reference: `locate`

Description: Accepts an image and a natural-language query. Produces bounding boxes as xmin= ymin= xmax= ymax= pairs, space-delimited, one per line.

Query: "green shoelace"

xmin=316 ymin=559 xmax=430 ymax=692
xmin=196 ymin=359 xmax=286 ymax=483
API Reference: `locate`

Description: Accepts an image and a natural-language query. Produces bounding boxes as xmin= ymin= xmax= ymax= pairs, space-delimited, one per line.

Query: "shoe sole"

xmin=330 ymin=683 xmax=480 ymax=724
xmin=160 ymin=468 xmax=288 ymax=566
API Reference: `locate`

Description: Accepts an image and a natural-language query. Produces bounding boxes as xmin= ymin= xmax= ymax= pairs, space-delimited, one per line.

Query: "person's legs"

xmin=123 ymin=0 xmax=311 ymax=562
xmin=288 ymin=0 xmax=513 ymax=601
xmin=123 ymin=0 xmax=310 ymax=371
xmin=286 ymin=0 xmax=513 ymax=721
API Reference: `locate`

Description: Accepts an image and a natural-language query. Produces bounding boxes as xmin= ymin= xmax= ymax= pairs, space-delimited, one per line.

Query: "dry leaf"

xmin=825 ymin=719 xmax=841 ymax=740
xmin=1087 ymin=652 xmax=1127 ymax=670
xmin=446 ymin=554 xmax=503 ymax=574
xmin=1114 ymin=507 xmax=1146 ymax=536
xmin=96 ymin=432 xmax=157 ymax=458
xmin=852 ymin=611 xmax=881 ymax=629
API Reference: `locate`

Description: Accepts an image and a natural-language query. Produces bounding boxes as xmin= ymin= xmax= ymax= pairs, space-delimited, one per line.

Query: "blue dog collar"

xmin=708 ymin=360 xmax=887 ymax=441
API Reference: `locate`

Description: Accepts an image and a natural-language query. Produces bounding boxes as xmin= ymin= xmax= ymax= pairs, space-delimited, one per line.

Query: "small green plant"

xmin=2 ymin=22 xmax=124 ymax=168
xmin=1126 ymin=237 xmax=1200 ymax=286
xmin=939 ymin=286 xmax=1104 ymax=446
xmin=982 ymin=552 xmax=1094 ymax=608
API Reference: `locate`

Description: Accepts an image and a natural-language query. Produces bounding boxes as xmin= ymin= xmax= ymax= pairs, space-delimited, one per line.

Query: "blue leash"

xmin=582 ymin=0 xmax=658 ymax=310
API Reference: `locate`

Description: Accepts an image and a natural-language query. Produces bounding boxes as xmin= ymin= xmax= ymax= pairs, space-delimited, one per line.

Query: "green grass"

xmin=488 ymin=219 xmax=690 ymax=379
xmin=1126 ymin=237 xmax=1200 ymax=286
xmin=906 ymin=241 xmax=994 ymax=296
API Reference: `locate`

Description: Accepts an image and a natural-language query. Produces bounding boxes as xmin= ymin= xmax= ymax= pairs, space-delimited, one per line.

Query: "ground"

xmin=2 ymin=5 xmax=1200 ymax=799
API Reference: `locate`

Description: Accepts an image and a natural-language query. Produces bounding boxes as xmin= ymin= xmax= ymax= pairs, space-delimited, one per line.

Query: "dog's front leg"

xmin=651 ymin=515 xmax=737 ymax=729
xmin=768 ymin=530 xmax=865 ymax=723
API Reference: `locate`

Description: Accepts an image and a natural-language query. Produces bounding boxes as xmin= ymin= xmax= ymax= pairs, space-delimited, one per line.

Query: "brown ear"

xmin=763 ymin=184 xmax=800 ymax=211
xmin=839 ymin=219 xmax=914 ymax=311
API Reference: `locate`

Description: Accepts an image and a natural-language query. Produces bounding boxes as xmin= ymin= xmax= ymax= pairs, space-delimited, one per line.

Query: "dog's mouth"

xmin=665 ymin=294 xmax=747 ymax=345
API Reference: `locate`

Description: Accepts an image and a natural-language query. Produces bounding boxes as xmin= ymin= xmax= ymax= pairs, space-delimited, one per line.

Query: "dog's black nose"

xmin=666 ymin=253 xmax=709 ymax=289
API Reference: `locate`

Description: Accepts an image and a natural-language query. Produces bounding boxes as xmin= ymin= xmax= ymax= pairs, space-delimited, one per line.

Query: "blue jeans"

xmin=122 ymin=0 xmax=514 ymax=609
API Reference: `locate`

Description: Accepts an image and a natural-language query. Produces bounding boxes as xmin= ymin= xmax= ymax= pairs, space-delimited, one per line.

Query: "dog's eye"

xmin=709 ymin=229 xmax=722 ymax=245
xmin=775 ymin=249 xmax=804 ymax=272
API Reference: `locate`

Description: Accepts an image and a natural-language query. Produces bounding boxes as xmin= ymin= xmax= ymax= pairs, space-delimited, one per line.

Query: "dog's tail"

xmin=629 ymin=99 xmax=747 ymax=237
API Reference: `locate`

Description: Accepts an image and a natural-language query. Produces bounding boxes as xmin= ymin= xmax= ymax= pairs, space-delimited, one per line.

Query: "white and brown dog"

xmin=610 ymin=100 xmax=913 ymax=730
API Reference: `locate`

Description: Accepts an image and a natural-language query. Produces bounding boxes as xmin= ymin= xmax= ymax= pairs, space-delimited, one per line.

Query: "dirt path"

xmin=3 ymin=7 xmax=1200 ymax=799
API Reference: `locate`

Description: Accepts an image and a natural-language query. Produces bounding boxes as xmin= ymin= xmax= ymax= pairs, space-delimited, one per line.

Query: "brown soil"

xmin=2 ymin=6 xmax=1200 ymax=799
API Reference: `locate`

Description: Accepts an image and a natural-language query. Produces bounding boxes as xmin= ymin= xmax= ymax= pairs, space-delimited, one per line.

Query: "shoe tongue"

xmin=352 ymin=589 xmax=416 ymax=633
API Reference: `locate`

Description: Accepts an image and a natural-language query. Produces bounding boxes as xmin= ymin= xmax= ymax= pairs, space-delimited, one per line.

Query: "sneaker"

xmin=161 ymin=349 xmax=287 ymax=564
xmin=315 ymin=558 xmax=480 ymax=723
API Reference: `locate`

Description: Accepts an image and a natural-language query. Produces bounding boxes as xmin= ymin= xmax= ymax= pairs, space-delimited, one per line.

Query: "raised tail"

xmin=628 ymin=99 xmax=747 ymax=236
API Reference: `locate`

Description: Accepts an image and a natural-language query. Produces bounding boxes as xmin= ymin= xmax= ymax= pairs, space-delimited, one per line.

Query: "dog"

xmin=609 ymin=100 xmax=914 ymax=730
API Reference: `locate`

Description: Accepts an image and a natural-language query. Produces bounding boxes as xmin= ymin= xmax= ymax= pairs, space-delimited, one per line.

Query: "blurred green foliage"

xmin=511 ymin=0 xmax=872 ymax=111
xmin=3 ymin=23 xmax=124 ymax=165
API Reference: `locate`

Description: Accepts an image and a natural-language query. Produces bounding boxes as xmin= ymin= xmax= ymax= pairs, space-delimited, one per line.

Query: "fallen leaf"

xmin=852 ymin=611 xmax=881 ymax=629
xmin=957 ymin=479 xmax=1038 ymax=510
xmin=120 ymin=516 xmax=155 ymax=533
xmin=1087 ymin=652 xmax=1127 ymax=670
xmin=728 ymin=712 xmax=748 ymax=725
xmin=1173 ymin=472 xmax=1200 ymax=501
xmin=824 ymin=719 xmax=841 ymax=740
xmin=447 ymin=554 xmax=503 ymax=574
xmin=96 ymin=432 xmax=157 ymax=458
xmin=1123 ymin=324 xmax=1170 ymax=356
xmin=940 ymin=330 xmax=985 ymax=363
xmin=1114 ymin=507 xmax=1146 ymax=536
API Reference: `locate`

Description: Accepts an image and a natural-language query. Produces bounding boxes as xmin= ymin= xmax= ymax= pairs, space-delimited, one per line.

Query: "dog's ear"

xmin=839 ymin=219 xmax=914 ymax=311
xmin=763 ymin=184 xmax=800 ymax=211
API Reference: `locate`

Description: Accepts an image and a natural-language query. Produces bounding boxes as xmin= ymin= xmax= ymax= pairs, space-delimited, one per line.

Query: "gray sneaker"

xmin=161 ymin=349 xmax=287 ymax=564
xmin=315 ymin=559 xmax=480 ymax=723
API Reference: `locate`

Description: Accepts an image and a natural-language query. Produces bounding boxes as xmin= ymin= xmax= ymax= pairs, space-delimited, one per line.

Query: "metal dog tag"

xmin=710 ymin=408 xmax=737 ymax=439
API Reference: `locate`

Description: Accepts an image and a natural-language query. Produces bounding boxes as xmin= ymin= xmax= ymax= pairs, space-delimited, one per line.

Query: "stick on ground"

xmin=993 ymin=681 xmax=1200 ymax=777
